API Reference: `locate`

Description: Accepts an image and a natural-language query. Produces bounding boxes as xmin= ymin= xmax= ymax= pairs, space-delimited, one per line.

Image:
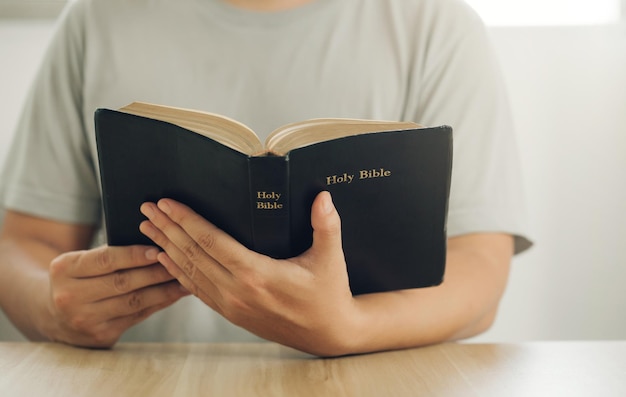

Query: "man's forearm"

xmin=0 ymin=210 xmax=97 ymax=342
xmin=347 ymin=233 xmax=513 ymax=353
xmin=0 ymin=237 xmax=61 ymax=341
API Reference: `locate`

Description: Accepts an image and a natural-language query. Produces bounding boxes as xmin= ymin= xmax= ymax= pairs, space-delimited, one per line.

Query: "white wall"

xmin=474 ymin=24 xmax=626 ymax=341
xmin=0 ymin=19 xmax=625 ymax=342
xmin=0 ymin=19 xmax=54 ymax=162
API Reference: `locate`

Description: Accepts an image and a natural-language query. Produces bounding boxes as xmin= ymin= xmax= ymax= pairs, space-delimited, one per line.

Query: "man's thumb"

xmin=309 ymin=191 xmax=343 ymax=258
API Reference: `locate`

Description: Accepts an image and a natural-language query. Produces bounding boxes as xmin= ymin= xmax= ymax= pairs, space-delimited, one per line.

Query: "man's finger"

xmin=155 ymin=198 xmax=257 ymax=272
xmin=57 ymin=245 xmax=162 ymax=278
xmin=307 ymin=191 xmax=345 ymax=266
xmin=138 ymin=207 xmax=227 ymax=307
xmin=77 ymin=264 xmax=177 ymax=302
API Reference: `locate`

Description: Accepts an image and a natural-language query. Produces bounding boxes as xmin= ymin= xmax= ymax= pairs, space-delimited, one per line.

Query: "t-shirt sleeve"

xmin=0 ymin=1 xmax=102 ymax=225
xmin=408 ymin=0 xmax=532 ymax=254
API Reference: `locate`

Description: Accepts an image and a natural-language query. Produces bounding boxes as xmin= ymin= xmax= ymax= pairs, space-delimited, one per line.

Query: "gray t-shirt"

xmin=0 ymin=0 xmax=531 ymax=342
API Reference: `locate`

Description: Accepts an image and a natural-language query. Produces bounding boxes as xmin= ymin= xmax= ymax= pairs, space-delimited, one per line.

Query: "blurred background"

xmin=0 ymin=0 xmax=625 ymax=342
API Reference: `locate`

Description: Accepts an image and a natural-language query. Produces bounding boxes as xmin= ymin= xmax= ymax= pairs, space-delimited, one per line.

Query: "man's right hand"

xmin=0 ymin=210 xmax=189 ymax=348
xmin=46 ymin=245 xmax=190 ymax=347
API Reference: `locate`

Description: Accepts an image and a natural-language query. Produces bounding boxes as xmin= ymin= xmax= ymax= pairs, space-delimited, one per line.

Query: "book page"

xmin=265 ymin=118 xmax=422 ymax=155
xmin=118 ymin=102 xmax=422 ymax=156
xmin=119 ymin=102 xmax=264 ymax=155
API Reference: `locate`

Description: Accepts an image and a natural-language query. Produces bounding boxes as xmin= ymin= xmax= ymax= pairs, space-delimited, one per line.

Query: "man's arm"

xmin=0 ymin=210 xmax=189 ymax=346
xmin=348 ymin=232 xmax=512 ymax=352
xmin=0 ymin=210 xmax=94 ymax=341
xmin=139 ymin=191 xmax=513 ymax=356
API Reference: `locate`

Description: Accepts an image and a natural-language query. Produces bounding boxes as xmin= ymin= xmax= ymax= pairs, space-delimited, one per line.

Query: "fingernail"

xmin=158 ymin=200 xmax=171 ymax=214
xmin=141 ymin=203 xmax=154 ymax=218
xmin=322 ymin=192 xmax=334 ymax=214
xmin=145 ymin=247 xmax=159 ymax=261
xmin=140 ymin=221 xmax=156 ymax=239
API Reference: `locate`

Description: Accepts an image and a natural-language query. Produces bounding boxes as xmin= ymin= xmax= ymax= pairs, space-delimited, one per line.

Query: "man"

xmin=0 ymin=0 xmax=530 ymax=356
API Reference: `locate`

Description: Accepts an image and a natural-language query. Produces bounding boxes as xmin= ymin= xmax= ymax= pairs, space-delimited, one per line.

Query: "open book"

xmin=95 ymin=102 xmax=453 ymax=295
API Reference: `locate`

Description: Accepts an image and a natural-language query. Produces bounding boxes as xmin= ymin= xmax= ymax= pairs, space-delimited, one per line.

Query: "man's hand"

xmin=139 ymin=191 xmax=514 ymax=357
xmin=46 ymin=245 xmax=190 ymax=347
xmin=139 ymin=191 xmax=361 ymax=357
xmin=0 ymin=211 xmax=190 ymax=348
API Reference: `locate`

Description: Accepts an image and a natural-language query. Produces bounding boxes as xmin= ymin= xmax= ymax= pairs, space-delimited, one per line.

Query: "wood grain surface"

xmin=1 ymin=341 xmax=624 ymax=396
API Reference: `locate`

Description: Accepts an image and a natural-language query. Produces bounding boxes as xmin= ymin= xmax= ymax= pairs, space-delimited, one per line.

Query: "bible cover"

xmin=95 ymin=109 xmax=453 ymax=295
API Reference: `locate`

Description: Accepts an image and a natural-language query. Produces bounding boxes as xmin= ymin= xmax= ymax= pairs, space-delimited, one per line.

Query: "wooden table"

xmin=1 ymin=341 xmax=624 ymax=396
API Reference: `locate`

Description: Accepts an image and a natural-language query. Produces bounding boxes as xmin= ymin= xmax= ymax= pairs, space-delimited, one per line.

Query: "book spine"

xmin=248 ymin=156 xmax=291 ymax=258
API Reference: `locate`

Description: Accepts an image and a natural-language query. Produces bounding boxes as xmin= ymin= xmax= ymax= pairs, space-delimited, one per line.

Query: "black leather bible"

xmin=95 ymin=102 xmax=453 ymax=295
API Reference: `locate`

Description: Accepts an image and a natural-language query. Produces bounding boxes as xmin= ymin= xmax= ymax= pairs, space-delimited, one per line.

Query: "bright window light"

xmin=465 ymin=0 xmax=622 ymax=26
